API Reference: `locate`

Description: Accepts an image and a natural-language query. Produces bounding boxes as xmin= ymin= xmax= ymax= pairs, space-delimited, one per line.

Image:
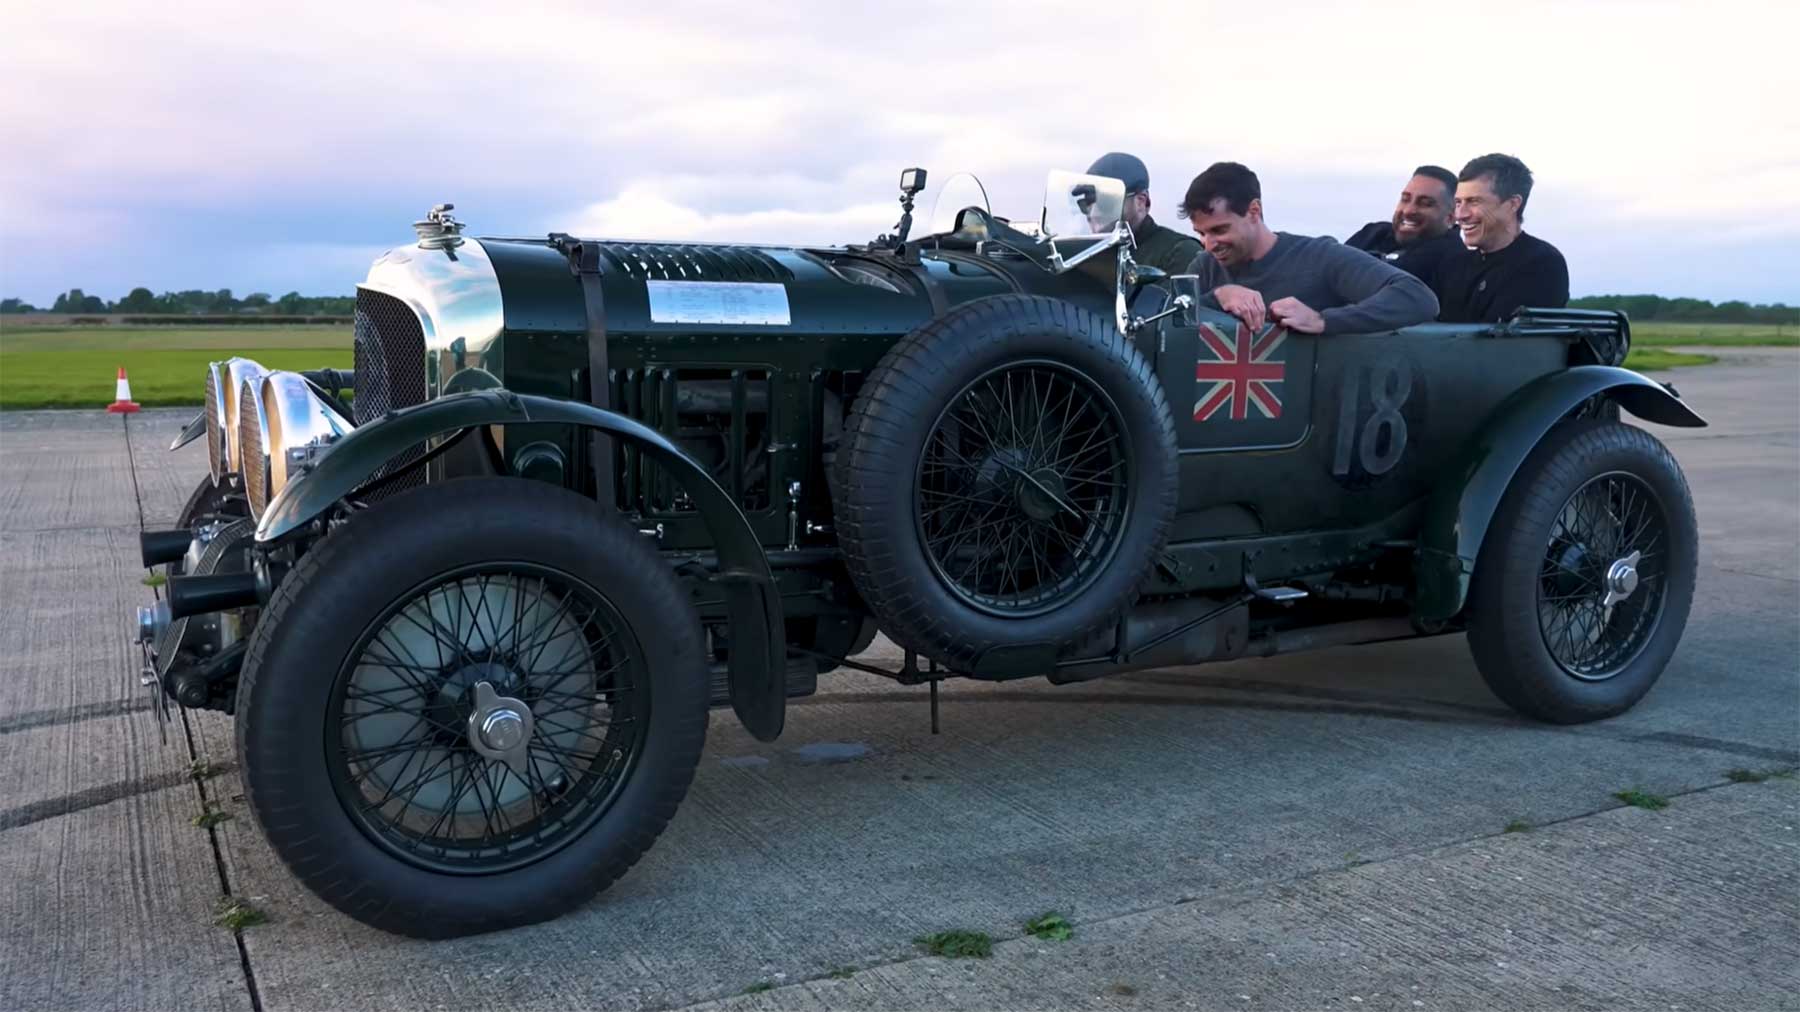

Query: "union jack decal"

xmin=1194 ymin=322 xmax=1287 ymax=421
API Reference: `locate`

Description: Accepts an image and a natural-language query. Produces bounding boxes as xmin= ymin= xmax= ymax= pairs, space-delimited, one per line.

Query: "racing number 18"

xmin=1333 ymin=355 xmax=1412 ymax=478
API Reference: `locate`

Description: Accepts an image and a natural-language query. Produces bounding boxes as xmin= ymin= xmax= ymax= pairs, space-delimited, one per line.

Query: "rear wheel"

xmin=236 ymin=478 xmax=707 ymax=937
xmin=1467 ymin=420 xmax=1697 ymax=723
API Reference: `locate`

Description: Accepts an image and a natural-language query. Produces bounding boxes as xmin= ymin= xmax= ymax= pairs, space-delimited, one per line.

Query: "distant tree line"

xmin=1 ymin=288 xmax=355 ymax=316
xmin=3 ymin=287 xmax=1792 ymax=326
xmin=1568 ymin=294 xmax=1796 ymax=326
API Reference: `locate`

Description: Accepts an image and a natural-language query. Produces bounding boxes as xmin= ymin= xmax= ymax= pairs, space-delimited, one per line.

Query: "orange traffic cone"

xmin=107 ymin=366 xmax=142 ymax=414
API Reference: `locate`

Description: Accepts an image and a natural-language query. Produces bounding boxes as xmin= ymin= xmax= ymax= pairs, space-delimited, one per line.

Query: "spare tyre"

xmin=832 ymin=294 xmax=1177 ymax=673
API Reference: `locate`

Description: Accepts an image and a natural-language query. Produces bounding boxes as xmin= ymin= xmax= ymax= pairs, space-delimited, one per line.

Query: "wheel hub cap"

xmin=1602 ymin=551 xmax=1642 ymax=607
xmin=1014 ymin=468 xmax=1068 ymax=523
xmin=466 ymin=680 xmax=534 ymax=775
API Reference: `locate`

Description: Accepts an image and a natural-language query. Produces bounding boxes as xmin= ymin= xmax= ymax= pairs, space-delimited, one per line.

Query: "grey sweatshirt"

xmin=1183 ymin=232 xmax=1439 ymax=336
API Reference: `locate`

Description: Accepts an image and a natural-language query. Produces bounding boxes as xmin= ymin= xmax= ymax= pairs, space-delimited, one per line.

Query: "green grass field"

xmin=1623 ymin=348 xmax=1715 ymax=371
xmin=0 ymin=318 xmax=1788 ymax=409
xmin=1631 ymin=321 xmax=1796 ymax=347
xmin=0 ymin=325 xmax=352 ymax=409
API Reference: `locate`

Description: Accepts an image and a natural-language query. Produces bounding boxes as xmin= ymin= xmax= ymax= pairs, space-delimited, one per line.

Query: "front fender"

xmin=257 ymin=389 xmax=789 ymax=741
xmin=170 ymin=410 xmax=207 ymax=451
xmin=1415 ymin=366 xmax=1706 ymax=622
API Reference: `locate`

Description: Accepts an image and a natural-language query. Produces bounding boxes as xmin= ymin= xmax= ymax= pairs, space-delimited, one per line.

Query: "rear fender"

xmin=1415 ymin=366 xmax=1706 ymax=622
xmin=256 ymin=389 xmax=788 ymax=741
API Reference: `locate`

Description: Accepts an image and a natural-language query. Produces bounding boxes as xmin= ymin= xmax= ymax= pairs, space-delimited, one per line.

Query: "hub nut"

xmin=479 ymin=709 xmax=526 ymax=752
xmin=466 ymin=680 xmax=534 ymax=776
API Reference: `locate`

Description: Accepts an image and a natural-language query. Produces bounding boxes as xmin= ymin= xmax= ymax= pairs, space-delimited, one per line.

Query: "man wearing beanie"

xmin=1086 ymin=152 xmax=1202 ymax=276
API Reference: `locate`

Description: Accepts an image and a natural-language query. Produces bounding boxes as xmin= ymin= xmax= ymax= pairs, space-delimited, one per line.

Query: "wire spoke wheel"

xmin=1534 ymin=471 xmax=1669 ymax=681
xmin=328 ymin=563 xmax=649 ymax=874
xmin=916 ymin=360 xmax=1130 ymax=616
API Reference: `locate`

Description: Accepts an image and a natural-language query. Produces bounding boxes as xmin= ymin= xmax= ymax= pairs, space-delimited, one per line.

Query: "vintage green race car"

xmin=135 ymin=168 xmax=1704 ymax=937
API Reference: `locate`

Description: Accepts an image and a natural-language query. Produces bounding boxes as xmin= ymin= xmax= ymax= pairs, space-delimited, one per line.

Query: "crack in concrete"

xmin=179 ymin=707 xmax=263 ymax=1012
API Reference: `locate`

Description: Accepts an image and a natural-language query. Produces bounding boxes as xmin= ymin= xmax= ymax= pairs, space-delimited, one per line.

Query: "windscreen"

xmin=924 ymin=172 xmax=993 ymax=237
xmin=1042 ymin=170 xmax=1125 ymax=237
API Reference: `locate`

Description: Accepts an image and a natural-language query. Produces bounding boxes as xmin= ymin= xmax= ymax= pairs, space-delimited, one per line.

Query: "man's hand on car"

xmin=1269 ymin=297 xmax=1325 ymax=334
xmin=1214 ymin=284 xmax=1267 ymax=331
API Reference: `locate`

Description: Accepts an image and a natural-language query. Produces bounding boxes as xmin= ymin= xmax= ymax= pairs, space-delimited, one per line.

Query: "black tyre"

xmin=235 ymin=478 xmax=708 ymax=937
xmin=1467 ymin=420 xmax=1698 ymax=723
xmin=833 ymin=294 xmax=1178 ymax=670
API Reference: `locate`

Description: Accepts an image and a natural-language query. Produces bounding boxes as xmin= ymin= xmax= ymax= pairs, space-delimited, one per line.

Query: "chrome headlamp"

xmin=240 ymin=371 xmax=352 ymax=521
xmin=220 ymin=358 xmax=269 ymax=480
xmin=203 ymin=361 xmax=229 ymax=483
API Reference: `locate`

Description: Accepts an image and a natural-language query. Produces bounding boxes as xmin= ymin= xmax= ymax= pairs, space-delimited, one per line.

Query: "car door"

xmin=1153 ymin=302 xmax=1571 ymax=539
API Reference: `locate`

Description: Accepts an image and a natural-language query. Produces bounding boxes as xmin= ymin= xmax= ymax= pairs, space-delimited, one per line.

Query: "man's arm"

xmin=1316 ymin=242 xmax=1439 ymax=335
xmin=1180 ymin=250 xmax=1270 ymax=330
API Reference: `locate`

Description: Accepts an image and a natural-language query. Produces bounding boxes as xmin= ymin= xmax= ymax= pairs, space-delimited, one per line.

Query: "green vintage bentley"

xmin=136 ymin=168 xmax=1704 ymax=937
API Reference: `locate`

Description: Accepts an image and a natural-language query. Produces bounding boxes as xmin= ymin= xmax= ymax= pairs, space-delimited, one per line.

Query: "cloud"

xmin=567 ymin=184 xmax=896 ymax=247
xmin=2 ymin=0 xmax=1797 ymax=303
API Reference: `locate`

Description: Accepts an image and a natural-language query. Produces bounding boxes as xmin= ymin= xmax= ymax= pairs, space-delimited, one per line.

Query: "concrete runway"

xmin=1 ymin=348 xmax=1795 ymax=1011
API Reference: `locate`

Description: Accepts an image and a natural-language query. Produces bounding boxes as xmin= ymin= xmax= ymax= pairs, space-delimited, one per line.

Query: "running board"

xmin=709 ymin=658 xmax=816 ymax=707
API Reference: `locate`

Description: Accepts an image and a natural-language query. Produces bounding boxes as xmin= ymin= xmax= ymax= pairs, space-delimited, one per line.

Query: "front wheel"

xmin=235 ymin=478 xmax=708 ymax=937
xmin=1467 ymin=420 xmax=1698 ymax=723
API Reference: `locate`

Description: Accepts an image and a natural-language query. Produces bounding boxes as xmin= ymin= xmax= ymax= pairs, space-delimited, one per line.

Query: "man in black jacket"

xmin=1434 ymin=153 xmax=1569 ymax=323
xmin=1345 ymin=165 xmax=1463 ymax=285
xmin=1085 ymin=152 xmax=1202 ymax=275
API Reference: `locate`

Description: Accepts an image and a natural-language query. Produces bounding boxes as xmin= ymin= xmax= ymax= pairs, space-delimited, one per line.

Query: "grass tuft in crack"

xmin=191 ymin=806 xmax=232 ymax=829
xmin=141 ymin=571 xmax=166 ymax=588
xmin=213 ymin=897 xmax=266 ymax=931
xmin=1504 ymin=819 xmax=1532 ymax=833
xmin=1727 ymin=767 xmax=1797 ymax=783
xmin=188 ymin=757 xmax=220 ymax=782
xmin=1025 ymin=911 xmax=1074 ymax=942
xmin=915 ymin=930 xmax=993 ymax=958
xmin=741 ymin=982 xmax=775 ymax=995
xmin=825 ymin=967 xmax=856 ymax=980
xmin=1614 ymin=788 xmax=1669 ymax=810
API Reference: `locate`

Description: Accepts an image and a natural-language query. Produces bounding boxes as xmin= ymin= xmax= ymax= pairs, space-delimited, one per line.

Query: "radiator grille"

xmin=353 ymin=289 xmax=429 ymax=497
xmin=204 ymin=368 xmax=223 ymax=482
xmin=596 ymin=243 xmax=794 ymax=283
xmin=239 ymin=383 xmax=267 ymax=519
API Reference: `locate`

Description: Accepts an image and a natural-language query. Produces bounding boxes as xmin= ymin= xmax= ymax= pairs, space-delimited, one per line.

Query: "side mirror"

xmin=1171 ymin=274 xmax=1203 ymax=326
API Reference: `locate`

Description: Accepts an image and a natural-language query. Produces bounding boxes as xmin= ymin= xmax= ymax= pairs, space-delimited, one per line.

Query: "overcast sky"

xmin=2 ymin=0 xmax=1796 ymax=305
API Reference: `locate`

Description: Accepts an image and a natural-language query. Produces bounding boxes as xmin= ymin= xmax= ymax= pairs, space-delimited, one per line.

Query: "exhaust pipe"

xmin=140 ymin=529 xmax=194 ymax=568
xmin=166 ymin=572 xmax=259 ymax=618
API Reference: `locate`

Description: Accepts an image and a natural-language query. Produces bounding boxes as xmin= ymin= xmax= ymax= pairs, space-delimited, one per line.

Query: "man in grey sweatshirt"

xmin=1178 ymin=162 xmax=1438 ymax=335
